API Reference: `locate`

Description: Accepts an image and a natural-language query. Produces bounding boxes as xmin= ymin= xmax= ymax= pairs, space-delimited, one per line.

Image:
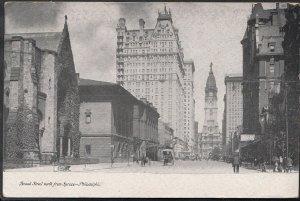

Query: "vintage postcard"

xmin=2 ymin=1 xmax=299 ymax=198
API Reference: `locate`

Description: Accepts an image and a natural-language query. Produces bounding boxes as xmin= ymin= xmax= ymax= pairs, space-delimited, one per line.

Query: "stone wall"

xmin=4 ymin=37 xmax=40 ymax=160
xmin=4 ymin=21 xmax=80 ymax=162
xmin=80 ymin=102 xmax=112 ymax=135
xmin=39 ymin=51 xmax=57 ymax=155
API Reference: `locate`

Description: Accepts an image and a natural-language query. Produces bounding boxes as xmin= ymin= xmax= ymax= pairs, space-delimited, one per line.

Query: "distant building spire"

xmin=210 ymin=62 xmax=213 ymax=73
xmin=65 ymin=15 xmax=68 ymax=23
xmin=164 ymin=3 xmax=167 ymax=14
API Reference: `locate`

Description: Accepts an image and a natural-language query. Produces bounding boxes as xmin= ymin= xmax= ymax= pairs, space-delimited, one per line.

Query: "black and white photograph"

xmin=2 ymin=1 xmax=299 ymax=198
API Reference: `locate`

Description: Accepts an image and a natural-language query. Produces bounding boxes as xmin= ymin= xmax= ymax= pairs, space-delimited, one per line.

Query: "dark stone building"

xmin=241 ymin=3 xmax=286 ymax=136
xmin=4 ymin=16 xmax=80 ymax=163
xmin=78 ymin=79 xmax=159 ymax=162
xmin=282 ymin=4 xmax=300 ymax=164
xmin=268 ymin=3 xmax=300 ymax=164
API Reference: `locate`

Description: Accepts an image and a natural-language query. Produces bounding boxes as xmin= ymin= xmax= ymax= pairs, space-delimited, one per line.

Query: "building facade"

xmin=268 ymin=3 xmax=300 ymax=164
xmin=200 ymin=63 xmax=222 ymax=158
xmin=194 ymin=121 xmax=199 ymax=155
xmin=4 ymin=16 xmax=80 ymax=162
xmin=282 ymin=3 xmax=300 ymax=164
xmin=241 ymin=3 xmax=286 ymax=135
xmin=183 ymin=60 xmax=195 ymax=152
xmin=158 ymin=120 xmax=174 ymax=148
xmin=224 ymin=75 xmax=243 ymax=155
xmin=221 ymin=94 xmax=227 ymax=156
xmin=79 ymin=79 xmax=159 ymax=162
xmin=157 ymin=120 xmax=174 ymax=160
xmin=115 ymin=6 xmax=190 ymax=153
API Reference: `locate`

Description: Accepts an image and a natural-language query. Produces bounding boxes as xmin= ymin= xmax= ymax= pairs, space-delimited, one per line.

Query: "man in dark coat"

xmin=232 ymin=153 xmax=240 ymax=173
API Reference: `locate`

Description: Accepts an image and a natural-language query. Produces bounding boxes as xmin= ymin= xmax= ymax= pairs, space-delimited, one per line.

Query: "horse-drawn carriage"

xmin=162 ymin=149 xmax=174 ymax=166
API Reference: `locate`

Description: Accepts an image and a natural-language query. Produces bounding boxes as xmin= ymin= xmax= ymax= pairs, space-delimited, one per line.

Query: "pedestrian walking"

xmin=279 ymin=156 xmax=283 ymax=172
xmin=141 ymin=156 xmax=146 ymax=167
xmin=273 ymin=156 xmax=279 ymax=172
xmin=283 ymin=157 xmax=287 ymax=173
xmin=286 ymin=157 xmax=293 ymax=173
xmin=254 ymin=157 xmax=257 ymax=167
xmin=146 ymin=157 xmax=151 ymax=166
xmin=262 ymin=161 xmax=267 ymax=172
xmin=273 ymin=160 xmax=279 ymax=172
xmin=232 ymin=153 xmax=240 ymax=173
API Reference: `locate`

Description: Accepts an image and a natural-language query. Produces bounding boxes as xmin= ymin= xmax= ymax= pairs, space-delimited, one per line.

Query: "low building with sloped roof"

xmin=78 ymin=78 xmax=160 ymax=162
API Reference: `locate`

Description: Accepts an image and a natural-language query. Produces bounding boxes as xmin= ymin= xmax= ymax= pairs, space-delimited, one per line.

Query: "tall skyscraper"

xmin=200 ymin=63 xmax=222 ymax=158
xmin=224 ymin=75 xmax=243 ymax=155
xmin=115 ymin=6 xmax=194 ymax=149
xmin=241 ymin=3 xmax=286 ymax=135
xmin=183 ymin=60 xmax=195 ymax=151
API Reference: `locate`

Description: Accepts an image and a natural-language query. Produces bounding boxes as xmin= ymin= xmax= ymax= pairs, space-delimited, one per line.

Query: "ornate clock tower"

xmin=200 ymin=62 xmax=222 ymax=158
xmin=204 ymin=62 xmax=218 ymax=126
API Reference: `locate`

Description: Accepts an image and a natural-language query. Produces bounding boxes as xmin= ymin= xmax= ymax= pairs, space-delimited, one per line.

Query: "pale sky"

xmin=5 ymin=2 xmax=276 ymax=132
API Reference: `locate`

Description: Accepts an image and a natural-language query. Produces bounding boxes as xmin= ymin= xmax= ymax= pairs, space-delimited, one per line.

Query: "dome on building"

xmin=205 ymin=62 xmax=217 ymax=92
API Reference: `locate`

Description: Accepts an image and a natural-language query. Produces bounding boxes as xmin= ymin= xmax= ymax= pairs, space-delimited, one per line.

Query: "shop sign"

xmin=240 ymin=134 xmax=255 ymax=141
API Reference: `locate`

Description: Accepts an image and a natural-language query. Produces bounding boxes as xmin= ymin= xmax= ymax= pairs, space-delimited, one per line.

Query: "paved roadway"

xmin=86 ymin=160 xmax=259 ymax=174
xmin=5 ymin=159 xmax=298 ymax=174
xmin=4 ymin=160 xmax=299 ymax=198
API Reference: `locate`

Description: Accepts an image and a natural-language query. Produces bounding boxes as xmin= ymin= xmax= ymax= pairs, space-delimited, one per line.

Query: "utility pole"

xmin=285 ymin=82 xmax=289 ymax=159
xmin=231 ymin=132 xmax=233 ymax=154
xmin=211 ymin=131 xmax=214 ymax=157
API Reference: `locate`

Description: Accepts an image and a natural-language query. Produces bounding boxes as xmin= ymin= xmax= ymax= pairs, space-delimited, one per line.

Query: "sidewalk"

xmin=4 ymin=162 xmax=135 ymax=172
xmin=242 ymin=163 xmax=299 ymax=173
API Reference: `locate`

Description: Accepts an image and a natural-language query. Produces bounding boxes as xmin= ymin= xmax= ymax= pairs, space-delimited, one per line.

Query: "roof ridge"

xmin=5 ymin=31 xmax=61 ymax=35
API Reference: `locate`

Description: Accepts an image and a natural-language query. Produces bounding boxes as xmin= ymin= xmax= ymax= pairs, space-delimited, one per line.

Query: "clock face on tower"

xmin=209 ymin=92 xmax=213 ymax=96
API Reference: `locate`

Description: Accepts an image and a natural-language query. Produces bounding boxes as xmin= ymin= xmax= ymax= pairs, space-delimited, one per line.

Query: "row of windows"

xmin=125 ymin=68 xmax=172 ymax=74
xmin=126 ymin=81 xmax=173 ymax=87
xmin=125 ymin=61 xmax=176 ymax=67
xmin=124 ymin=74 xmax=175 ymax=81
xmin=125 ymin=40 xmax=174 ymax=47
xmin=121 ymin=55 xmax=177 ymax=61
xmin=124 ymin=31 xmax=174 ymax=42
xmin=123 ymin=48 xmax=175 ymax=54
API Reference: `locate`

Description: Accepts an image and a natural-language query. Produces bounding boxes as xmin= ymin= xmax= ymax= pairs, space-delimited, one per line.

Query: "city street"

xmin=5 ymin=160 xmax=299 ymax=174
xmin=84 ymin=160 xmax=259 ymax=174
xmin=4 ymin=160 xmax=299 ymax=198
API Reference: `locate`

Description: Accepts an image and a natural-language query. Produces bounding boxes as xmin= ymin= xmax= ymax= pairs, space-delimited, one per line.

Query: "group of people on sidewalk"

xmin=234 ymin=154 xmax=294 ymax=173
xmin=133 ymin=156 xmax=151 ymax=167
xmin=273 ymin=156 xmax=293 ymax=173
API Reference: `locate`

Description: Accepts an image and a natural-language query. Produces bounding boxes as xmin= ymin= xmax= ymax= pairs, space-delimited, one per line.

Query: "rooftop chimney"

xmin=118 ymin=18 xmax=126 ymax=29
xmin=139 ymin=18 xmax=145 ymax=33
